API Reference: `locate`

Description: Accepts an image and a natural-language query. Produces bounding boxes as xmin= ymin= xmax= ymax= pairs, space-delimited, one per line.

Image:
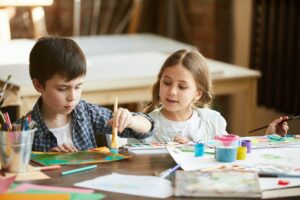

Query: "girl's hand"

xmin=107 ymin=108 xmax=133 ymax=133
xmin=51 ymin=143 xmax=78 ymax=152
xmin=266 ymin=116 xmax=289 ymax=137
xmin=174 ymin=135 xmax=189 ymax=144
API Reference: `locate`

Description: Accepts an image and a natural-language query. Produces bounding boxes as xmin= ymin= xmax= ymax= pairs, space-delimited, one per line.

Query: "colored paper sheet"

xmin=6 ymin=170 xmax=50 ymax=181
xmin=0 ymin=194 xmax=70 ymax=200
xmin=31 ymin=148 xmax=131 ymax=165
xmin=14 ymin=189 xmax=105 ymax=200
xmin=0 ymin=175 xmax=16 ymax=194
xmin=14 ymin=183 xmax=94 ymax=194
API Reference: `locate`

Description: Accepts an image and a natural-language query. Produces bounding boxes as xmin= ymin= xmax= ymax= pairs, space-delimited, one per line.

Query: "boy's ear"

xmin=32 ymin=79 xmax=44 ymax=93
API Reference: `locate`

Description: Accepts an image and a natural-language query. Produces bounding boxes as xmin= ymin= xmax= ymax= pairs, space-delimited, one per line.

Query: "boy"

xmin=28 ymin=36 xmax=154 ymax=152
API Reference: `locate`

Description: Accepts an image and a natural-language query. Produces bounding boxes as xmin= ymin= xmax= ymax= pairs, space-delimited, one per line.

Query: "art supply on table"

xmin=194 ymin=143 xmax=204 ymax=157
xmin=111 ymin=96 xmax=119 ymax=154
xmin=31 ymin=165 xmax=61 ymax=171
xmin=31 ymin=149 xmax=131 ymax=165
xmin=248 ymin=115 xmax=300 ymax=133
xmin=237 ymin=146 xmax=247 ymax=160
xmin=0 ymin=174 xmax=16 ymax=194
xmin=215 ymin=134 xmax=239 ymax=163
xmin=241 ymin=139 xmax=252 ymax=153
xmin=61 ymin=164 xmax=97 ymax=176
xmin=0 ymin=128 xmax=36 ymax=173
xmin=159 ymin=164 xmax=181 ymax=179
xmin=174 ymin=170 xmax=261 ymax=198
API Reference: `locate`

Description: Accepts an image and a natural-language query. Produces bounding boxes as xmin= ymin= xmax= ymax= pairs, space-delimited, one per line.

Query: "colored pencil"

xmin=159 ymin=164 xmax=181 ymax=178
xmin=248 ymin=115 xmax=300 ymax=133
xmin=61 ymin=165 xmax=97 ymax=176
xmin=32 ymin=165 xmax=61 ymax=171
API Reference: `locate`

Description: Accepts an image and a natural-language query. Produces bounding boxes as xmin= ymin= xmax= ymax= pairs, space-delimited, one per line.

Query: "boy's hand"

xmin=266 ymin=116 xmax=289 ymax=137
xmin=51 ymin=143 xmax=78 ymax=152
xmin=174 ymin=135 xmax=189 ymax=144
xmin=107 ymin=108 xmax=133 ymax=133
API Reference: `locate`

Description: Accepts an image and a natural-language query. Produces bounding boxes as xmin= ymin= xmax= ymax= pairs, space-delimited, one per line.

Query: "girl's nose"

xmin=169 ymin=86 xmax=177 ymax=95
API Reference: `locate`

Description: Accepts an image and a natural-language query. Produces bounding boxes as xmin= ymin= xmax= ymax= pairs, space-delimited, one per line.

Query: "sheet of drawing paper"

xmin=166 ymin=145 xmax=220 ymax=171
xmin=244 ymin=147 xmax=300 ymax=169
xmin=75 ymin=173 xmax=173 ymax=198
xmin=259 ymin=177 xmax=300 ymax=191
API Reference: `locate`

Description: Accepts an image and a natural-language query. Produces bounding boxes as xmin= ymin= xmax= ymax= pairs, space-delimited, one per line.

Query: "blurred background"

xmin=1 ymin=0 xmax=299 ymax=135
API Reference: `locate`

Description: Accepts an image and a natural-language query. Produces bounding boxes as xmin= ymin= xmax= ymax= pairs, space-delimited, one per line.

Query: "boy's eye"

xmin=75 ymin=85 xmax=82 ymax=90
xmin=57 ymin=87 xmax=67 ymax=91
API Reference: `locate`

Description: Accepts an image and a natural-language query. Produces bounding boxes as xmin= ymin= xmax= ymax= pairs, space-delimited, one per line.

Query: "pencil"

xmin=61 ymin=164 xmax=97 ymax=176
xmin=159 ymin=164 xmax=181 ymax=178
xmin=32 ymin=165 xmax=61 ymax=171
xmin=248 ymin=115 xmax=300 ymax=133
xmin=111 ymin=96 xmax=119 ymax=154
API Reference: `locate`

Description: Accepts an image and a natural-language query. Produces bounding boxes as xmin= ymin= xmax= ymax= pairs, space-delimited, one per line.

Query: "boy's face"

xmin=34 ymin=75 xmax=84 ymax=115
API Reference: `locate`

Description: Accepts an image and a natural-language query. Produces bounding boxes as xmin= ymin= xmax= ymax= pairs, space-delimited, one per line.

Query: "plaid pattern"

xmin=30 ymin=98 xmax=155 ymax=152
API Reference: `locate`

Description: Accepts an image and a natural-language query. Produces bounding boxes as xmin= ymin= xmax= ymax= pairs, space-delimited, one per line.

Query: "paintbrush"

xmin=248 ymin=115 xmax=300 ymax=133
xmin=0 ymin=75 xmax=11 ymax=104
xmin=110 ymin=97 xmax=119 ymax=154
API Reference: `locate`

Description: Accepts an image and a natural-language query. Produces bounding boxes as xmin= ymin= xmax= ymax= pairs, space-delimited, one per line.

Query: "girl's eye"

xmin=179 ymin=85 xmax=188 ymax=90
xmin=162 ymin=81 xmax=171 ymax=86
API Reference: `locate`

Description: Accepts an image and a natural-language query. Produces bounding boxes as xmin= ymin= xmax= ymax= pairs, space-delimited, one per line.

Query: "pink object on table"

xmin=0 ymin=174 xmax=16 ymax=193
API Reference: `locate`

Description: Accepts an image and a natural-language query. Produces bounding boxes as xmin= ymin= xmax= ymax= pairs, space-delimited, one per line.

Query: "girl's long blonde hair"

xmin=144 ymin=49 xmax=213 ymax=113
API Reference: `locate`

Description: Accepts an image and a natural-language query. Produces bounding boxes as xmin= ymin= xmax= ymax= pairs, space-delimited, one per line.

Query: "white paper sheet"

xmin=260 ymin=177 xmax=300 ymax=191
xmin=74 ymin=173 xmax=173 ymax=198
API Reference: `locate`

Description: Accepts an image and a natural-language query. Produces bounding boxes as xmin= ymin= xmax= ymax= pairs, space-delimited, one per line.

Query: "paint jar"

xmin=241 ymin=139 xmax=252 ymax=153
xmin=237 ymin=146 xmax=247 ymax=160
xmin=0 ymin=129 xmax=35 ymax=173
xmin=194 ymin=143 xmax=204 ymax=157
xmin=215 ymin=134 xmax=239 ymax=163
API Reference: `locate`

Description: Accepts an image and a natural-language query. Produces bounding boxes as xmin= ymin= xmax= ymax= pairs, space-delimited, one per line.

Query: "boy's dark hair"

xmin=29 ymin=36 xmax=86 ymax=86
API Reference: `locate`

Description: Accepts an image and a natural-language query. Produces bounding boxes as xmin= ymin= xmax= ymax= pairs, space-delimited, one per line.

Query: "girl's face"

xmin=159 ymin=64 xmax=202 ymax=118
xmin=34 ymin=74 xmax=84 ymax=117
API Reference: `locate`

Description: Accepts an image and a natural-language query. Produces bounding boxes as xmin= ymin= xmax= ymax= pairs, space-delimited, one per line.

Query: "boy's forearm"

xmin=128 ymin=115 xmax=152 ymax=133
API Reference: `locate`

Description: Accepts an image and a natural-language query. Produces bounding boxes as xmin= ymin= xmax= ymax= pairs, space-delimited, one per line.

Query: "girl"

xmin=130 ymin=49 xmax=289 ymax=144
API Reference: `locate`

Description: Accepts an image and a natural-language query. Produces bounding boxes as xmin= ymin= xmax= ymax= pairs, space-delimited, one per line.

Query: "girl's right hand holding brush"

xmin=266 ymin=116 xmax=289 ymax=137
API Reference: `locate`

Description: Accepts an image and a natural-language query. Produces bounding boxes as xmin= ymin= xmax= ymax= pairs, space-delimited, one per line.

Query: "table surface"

xmin=25 ymin=151 xmax=299 ymax=200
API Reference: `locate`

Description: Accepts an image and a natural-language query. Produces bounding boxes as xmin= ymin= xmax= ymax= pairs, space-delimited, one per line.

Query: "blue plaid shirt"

xmin=29 ymin=98 xmax=155 ymax=152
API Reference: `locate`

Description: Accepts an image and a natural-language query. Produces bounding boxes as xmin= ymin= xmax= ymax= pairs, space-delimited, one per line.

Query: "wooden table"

xmin=0 ymin=34 xmax=260 ymax=135
xmin=25 ymin=152 xmax=299 ymax=199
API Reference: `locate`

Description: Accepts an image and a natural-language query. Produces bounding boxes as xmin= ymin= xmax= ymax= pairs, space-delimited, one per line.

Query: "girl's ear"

xmin=32 ymin=79 xmax=44 ymax=93
xmin=194 ymin=90 xmax=203 ymax=101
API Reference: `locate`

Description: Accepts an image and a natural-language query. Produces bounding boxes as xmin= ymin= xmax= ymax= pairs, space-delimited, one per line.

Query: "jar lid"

xmin=215 ymin=134 xmax=239 ymax=142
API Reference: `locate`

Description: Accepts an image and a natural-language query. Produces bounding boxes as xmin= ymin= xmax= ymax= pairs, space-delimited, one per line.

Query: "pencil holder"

xmin=0 ymin=129 xmax=35 ymax=173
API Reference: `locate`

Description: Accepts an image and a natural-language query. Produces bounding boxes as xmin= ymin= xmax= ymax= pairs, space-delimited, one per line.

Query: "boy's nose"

xmin=67 ymin=90 xmax=76 ymax=101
